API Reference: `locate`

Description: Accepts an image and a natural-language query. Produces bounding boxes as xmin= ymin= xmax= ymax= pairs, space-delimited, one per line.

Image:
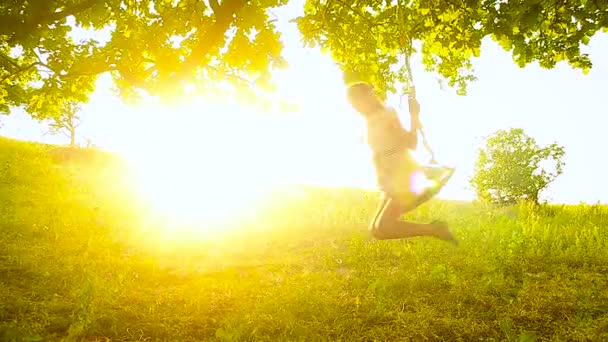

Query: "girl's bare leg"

xmin=369 ymin=193 xmax=457 ymax=243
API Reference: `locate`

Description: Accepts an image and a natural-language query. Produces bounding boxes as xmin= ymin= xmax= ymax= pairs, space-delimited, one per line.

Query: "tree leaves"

xmin=2 ymin=0 xmax=607 ymax=122
xmin=1 ymin=0 xmax=289 ymax=119
xmin=297 ymin=0 xmax=608 ymax=97
xmin=470 ymin=128 xmax=566 ymax=205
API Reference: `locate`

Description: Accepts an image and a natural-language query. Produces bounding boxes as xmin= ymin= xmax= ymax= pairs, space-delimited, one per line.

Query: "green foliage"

xmin=295 ymin=0 xmax=608 ymax=97
xmin=0 ymin=0 xmax=288 ymax=119
xmin=470 ymin=128 xmax=566 ymax=205
xmin=2 ymin=136 xmax=608 ymax=341
xmin=4 ymin=0 xmax=605 ymax=121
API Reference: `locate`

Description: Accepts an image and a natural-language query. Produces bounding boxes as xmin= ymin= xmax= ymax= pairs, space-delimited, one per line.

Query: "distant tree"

xmin=46 ymin=101 xmax=81 ymax=147
xmin=470 ymin=128 xmax=565 ymax=205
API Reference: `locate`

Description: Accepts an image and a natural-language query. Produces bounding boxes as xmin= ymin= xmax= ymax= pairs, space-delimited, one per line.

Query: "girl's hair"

xmin=346 ymin=82 xmax=375 ymax=104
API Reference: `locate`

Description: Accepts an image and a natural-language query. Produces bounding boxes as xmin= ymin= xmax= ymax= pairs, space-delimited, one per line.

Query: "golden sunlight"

xmin=107 ymin=93 xmax=456 ymax=233
xmin=410 ymin=171 xmax=435 ymax=195
xmin=118 ymin=101 xmax=284 ymax=230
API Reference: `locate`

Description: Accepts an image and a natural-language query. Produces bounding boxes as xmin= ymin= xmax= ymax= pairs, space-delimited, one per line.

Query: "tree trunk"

xmin=69 ymin=126 xmax=75 ymax=147
xmin=531 ymin=191 xmax=540 ymax=206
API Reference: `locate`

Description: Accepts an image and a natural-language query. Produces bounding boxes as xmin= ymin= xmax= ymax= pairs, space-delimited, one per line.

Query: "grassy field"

xmin=1 ymin=136 xmax=608 ymax=342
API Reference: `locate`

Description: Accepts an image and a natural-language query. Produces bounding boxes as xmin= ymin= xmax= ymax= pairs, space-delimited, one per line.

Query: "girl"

xmin=346 ymin=82 xmax=457 ymax=244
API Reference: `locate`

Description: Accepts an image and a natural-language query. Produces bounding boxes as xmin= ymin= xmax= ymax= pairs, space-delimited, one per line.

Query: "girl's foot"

xmin=431 ymin=220 xmax=458 ymax=245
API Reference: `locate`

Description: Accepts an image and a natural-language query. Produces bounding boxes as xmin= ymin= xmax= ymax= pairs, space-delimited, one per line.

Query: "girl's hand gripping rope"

xmin=407 ymin=89 xmax=421 ymax=139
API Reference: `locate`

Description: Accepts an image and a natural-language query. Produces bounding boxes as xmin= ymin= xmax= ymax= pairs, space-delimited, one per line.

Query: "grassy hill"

xmin=1 ymin=136 xmax=607 ymax=341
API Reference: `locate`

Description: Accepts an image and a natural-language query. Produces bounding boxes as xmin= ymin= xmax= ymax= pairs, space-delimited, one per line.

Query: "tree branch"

xmin=31 ymin=48 xmax=57 ymax=73
xmin=0 ymin=54 xmax=38 ymax=84
xmin=208 ymin=0 xmax=221 ymax=14
xmin=8 ymin=0 xmax=99 ymax=44
xmin=206 ymin=65 xmax=256 ymax=87
xmin=170 ymin=0 xmax=247 ymax=84
xmin=51 ymin=0 xmax=99 ymax=22
xmin=333 ymin=0 xmax=376 ymax=27
xmin=0 ymin=52 xmax=20 ymax=69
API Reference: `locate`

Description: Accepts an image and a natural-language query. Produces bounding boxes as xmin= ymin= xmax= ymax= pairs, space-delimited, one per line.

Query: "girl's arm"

xmin=405 ymin=123 xmax=418 ymax=149
xmin=386 ymin=108 xmax=418 ymax=150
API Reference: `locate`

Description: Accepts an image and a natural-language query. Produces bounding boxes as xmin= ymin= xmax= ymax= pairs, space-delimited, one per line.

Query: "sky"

xmin=2 ymin=2 xmax=608 ymax=204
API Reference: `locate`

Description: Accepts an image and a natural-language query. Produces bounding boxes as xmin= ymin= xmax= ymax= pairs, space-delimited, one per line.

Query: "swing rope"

xmin=394 ymin=1 xmax=457 ymax=208
xmin=396 ymin=0 xmax=438 ymax=165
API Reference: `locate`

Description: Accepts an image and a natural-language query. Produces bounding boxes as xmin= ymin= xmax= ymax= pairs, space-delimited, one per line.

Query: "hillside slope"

xmin=1 ymin=136 xmax=607 ymax=342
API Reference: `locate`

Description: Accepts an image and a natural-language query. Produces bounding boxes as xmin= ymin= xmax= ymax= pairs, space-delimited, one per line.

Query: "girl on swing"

xmin=346 ymin=82 xmax=457 ymax=244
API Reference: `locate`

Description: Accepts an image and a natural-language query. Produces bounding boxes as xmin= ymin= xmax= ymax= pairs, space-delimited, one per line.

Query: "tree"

xmin=470 ymin=128 xmax=565 ymax=205
xmin=3 ymin=1 xmax=607 ymax=120
xmin=46 ymin=100 xmax=81 ymax=147
xmin=295 ymin=0 xmax=608 ymax=98
xmin=0 ymin=0 xmax=288 ymax=119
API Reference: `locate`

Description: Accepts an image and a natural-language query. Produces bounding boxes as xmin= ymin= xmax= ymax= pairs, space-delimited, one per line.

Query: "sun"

xmin=117 ymin=100 xmax=286 ymax=231
xmin=111 ymin=91 xmax=378 ymax=233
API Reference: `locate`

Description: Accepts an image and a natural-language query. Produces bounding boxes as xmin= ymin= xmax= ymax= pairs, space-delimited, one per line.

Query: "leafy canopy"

xmin=2 ymin=0 xmax=607 ymax=119
xmin=470 ymin=128 xmax=565 ymax=205
xmin=0 ymin=0 xmax=288 ymax=118
xmin=295 ymin=0 xmax=608 ymax=97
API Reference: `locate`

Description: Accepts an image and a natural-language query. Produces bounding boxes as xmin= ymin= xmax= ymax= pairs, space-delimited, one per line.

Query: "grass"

xmin=1 ymin=135 xmax=608 ymax=341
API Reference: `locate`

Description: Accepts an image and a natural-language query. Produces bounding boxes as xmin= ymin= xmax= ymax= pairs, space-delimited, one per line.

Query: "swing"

xmin=403 ymin=83 xmax=455 ymax=209
xmin=395 ymin=0 xmax=455 ymax=209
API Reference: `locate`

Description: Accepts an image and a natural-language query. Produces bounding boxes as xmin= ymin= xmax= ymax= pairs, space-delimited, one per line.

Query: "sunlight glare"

xmin=112 ymin=92 xmax=460 ymax=233
xmin=410 ymin=171 xmax=436 ymax=195
xmin=119 ymin=101 xmax=282 ymax=232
